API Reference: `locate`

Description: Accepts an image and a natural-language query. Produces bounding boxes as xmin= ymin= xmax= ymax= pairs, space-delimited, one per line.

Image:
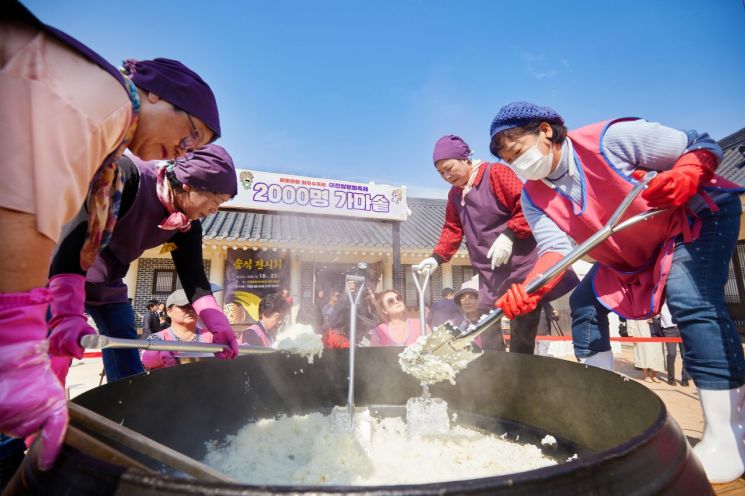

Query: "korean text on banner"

xmin=225 ymin=169 xmax=408 ymax=221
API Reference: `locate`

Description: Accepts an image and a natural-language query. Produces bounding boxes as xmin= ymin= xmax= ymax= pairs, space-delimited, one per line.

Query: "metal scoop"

xmin=421 ymin=171 xmax=666 ymax=359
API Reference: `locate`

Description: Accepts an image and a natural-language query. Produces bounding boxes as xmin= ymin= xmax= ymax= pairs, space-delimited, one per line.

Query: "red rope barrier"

xmin=503 ymin=335 xmax=682 ymax=343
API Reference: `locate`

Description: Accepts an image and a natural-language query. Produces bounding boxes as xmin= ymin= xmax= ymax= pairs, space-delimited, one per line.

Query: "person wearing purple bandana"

xmin=0 ymin=2 xmax=223 ymax=474
xmin=48 ymin=144 xmax=239 ymax=385
xmin=415 ymin=135 xmax=577 ymax=351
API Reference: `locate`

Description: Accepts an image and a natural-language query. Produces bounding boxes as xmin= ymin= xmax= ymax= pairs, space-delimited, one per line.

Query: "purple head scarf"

xmin=433 ymin=135 xmax=472 ymax=164
xmin=173 ymin=144 xmax=237 ymax=197
xmin=124 ymin=58 xmax=221 ymax=140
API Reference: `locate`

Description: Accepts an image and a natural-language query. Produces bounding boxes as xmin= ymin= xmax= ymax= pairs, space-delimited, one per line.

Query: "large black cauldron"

xmin=7 ymin=348 xmax=711 ymax=495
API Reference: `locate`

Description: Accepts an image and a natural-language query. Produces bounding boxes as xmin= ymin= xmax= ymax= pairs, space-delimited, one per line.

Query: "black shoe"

xmin=681 ymin=379 xmax=690 ymax=387
xmin=667 ymin=378 xmax=676 ymax=386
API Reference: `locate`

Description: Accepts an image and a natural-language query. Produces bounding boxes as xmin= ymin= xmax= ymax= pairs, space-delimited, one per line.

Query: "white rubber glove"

xmin=486 ymin=233 xmax=514 ymax=269
xmin=414 ymin=257 xmax=439 ymax=273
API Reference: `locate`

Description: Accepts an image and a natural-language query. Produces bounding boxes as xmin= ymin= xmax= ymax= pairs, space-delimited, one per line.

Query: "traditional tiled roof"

xmin=202 ymin=197 xmax=461 ymax=253
xmin=718 ymin=127 xmax=745 ymax=187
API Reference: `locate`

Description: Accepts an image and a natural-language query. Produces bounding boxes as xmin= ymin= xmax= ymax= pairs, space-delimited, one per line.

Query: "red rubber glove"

xmin=0 ymin=289 xmax=68 ymax=471
xmin=48 ymin=274 xmax=97 ymax=359
xmin=496 ymin=252 xmax=566 ymax=319
xmin=641 ymin=150 xmax=717 ymax=208
xmin=192 ymin=295 xmax=239 ymax=359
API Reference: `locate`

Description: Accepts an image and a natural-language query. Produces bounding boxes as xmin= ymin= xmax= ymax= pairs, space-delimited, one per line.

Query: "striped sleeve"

xmin=521 ymin=191 xmax=574 ymax=257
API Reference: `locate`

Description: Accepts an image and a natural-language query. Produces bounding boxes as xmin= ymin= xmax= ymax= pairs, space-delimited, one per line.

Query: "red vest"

xmin=523 ymin=118 xmax=742 ymax=319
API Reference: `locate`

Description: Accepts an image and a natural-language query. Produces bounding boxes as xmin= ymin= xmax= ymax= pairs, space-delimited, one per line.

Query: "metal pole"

xmin=392 ymin=221 xmax=403 ymax=294
xmin=412 ymin=266 xmax=431 ymax=337
xmin=345 ymin=263 xmax=366 ymax=424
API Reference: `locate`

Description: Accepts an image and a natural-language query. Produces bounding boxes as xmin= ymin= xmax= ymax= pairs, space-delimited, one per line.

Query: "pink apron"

xmin=524 ymin=118 xmax=742 ymax=319
xmin=241 ymin=323 xmax=272 ymax=347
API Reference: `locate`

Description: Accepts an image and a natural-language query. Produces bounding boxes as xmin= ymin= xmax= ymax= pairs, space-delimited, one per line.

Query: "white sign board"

xmin=224 ymin=169 xmax=408 ymax=221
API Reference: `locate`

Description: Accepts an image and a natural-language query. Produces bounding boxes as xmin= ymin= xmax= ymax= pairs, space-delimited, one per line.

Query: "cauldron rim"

xmin=65 ymin=349 xmax=699 ymax=495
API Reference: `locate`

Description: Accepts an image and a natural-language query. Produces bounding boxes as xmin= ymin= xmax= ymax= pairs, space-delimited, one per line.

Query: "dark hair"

xmin=259 ymin=292 xmax=290 ymax=319
xmin=441 ymin=288 xmax=454 ymax=298
xmin=296 ymin=304 xmax=321 ymax=332
xmin=374 ymin=289 xmax=405 ymax=322
xmin=490 ymin=120 xmax=568 ymax=159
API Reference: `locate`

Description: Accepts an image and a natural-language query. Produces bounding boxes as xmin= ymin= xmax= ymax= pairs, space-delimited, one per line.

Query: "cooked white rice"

xmin=203 ymin=412 xmax=557 ymax=486
xmin=399 ymin=330 xmax=482 ymax=385
xmin=272 ymin=323 xmax=323 ymax=363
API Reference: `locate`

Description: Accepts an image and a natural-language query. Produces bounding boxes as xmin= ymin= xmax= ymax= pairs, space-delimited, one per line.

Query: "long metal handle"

xmin=80 ymin=334 xmax=277 ymax=355
xmin=345 ymin=275 xmax=366 ymax=423
xmin=448 ymin=171 xmax=664 ymax=351
xmin=411 ymin=265 xmax=431 ymax=337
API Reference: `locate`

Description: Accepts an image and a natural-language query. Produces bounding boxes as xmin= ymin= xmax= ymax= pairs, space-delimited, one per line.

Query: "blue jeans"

xmin=570 ymin=198 xmax=745 ymax=389
xmin=85 ymin=302 xmax=144 ymax=381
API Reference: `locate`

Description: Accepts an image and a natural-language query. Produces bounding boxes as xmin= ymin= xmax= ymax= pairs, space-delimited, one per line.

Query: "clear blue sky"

xmin=26 ymin=0 xmax=745 ymax=198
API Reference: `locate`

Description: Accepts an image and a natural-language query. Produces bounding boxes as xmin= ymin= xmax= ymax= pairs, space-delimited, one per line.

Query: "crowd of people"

xmin=0 ymin=0 xmax=743 ymax=487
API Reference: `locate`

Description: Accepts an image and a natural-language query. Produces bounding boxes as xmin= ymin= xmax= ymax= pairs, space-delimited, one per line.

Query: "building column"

xmin=441 ymin=263 xmax=453 ymax=290
xmin=383 ymin=256 xmax=393 ymax=290
xmin=290 ymin=253 xmax=302 ymax=304
xmin=124 ymin=259 xmax=139 ymax=299
xmin=210 ymin=251 xmax=226 ymax=306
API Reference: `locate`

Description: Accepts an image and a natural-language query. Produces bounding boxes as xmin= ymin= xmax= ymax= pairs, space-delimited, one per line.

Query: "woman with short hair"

xmin=240 ymin=293 xmax=291 ymax=347
xmin=140 ymin=290 xmax=215 ymax=370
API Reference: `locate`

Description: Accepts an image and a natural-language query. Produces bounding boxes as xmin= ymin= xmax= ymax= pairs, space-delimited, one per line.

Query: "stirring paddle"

xmin=68 ymin=402 xmax=235 ymax=483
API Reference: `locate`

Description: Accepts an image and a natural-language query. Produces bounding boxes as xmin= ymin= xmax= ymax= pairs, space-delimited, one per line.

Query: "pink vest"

xmin=161 ymin=328 xmax=214 ymax=343
xmin=523 ymin=118 xmax=742 ymax=319
xmin=241 ymin=323 xmax=272 ymax=347
xmin=371 ymin=319 xmax=425 ymax=346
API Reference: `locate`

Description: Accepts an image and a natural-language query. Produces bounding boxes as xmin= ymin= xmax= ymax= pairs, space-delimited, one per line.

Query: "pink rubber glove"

xmin=192 ymin=295 xmax=239 ymax=359
xmin=0 ymin=288 xmax=68 ymax=471
xmin=48 ymin=274 xmax=97 ymax=359
xmin=141 ymin=350 xmax=178 ymax=369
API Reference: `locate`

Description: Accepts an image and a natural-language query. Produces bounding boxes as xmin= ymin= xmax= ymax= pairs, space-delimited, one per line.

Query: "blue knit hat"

xmin=489 ymin=101 xmax=564 ymax=140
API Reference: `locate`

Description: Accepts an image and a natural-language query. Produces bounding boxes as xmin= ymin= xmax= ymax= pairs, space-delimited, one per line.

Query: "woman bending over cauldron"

xmin=48 ymin=145 xmax=239 ymax=383
xmin=368 ymin=290 xmax=428 ymax=347
xmin=0 ymin=2 xmax=222 ymax=470
xmin=490 ymin=101 xmax=745 ymax=483
xmin=140 ymin=289 xmax=214 ymax=370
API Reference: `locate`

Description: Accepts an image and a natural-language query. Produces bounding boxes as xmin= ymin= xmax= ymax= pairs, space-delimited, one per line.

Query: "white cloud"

xmin=522 ymin=52 xmax=560 ymax=80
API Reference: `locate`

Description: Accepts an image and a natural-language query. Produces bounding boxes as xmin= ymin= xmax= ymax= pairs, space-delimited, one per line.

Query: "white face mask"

xmin=510 ymin=133 xmax=553 ymax=180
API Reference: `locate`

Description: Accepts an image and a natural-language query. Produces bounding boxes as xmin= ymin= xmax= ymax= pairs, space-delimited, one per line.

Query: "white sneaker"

xmin=578 ymin=350 xmax=614 ymax=371
xmin=693 ymin=387 xmax=745 ymax=483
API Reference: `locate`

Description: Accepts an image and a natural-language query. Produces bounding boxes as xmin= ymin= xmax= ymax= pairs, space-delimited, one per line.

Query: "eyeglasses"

xmin=174 ymin=107 xmax=201 ymax=161
xmin=385 ymin=294 xmax=404 ymax=306
xmin=460 ymin=294 xmax=477 ymax=303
